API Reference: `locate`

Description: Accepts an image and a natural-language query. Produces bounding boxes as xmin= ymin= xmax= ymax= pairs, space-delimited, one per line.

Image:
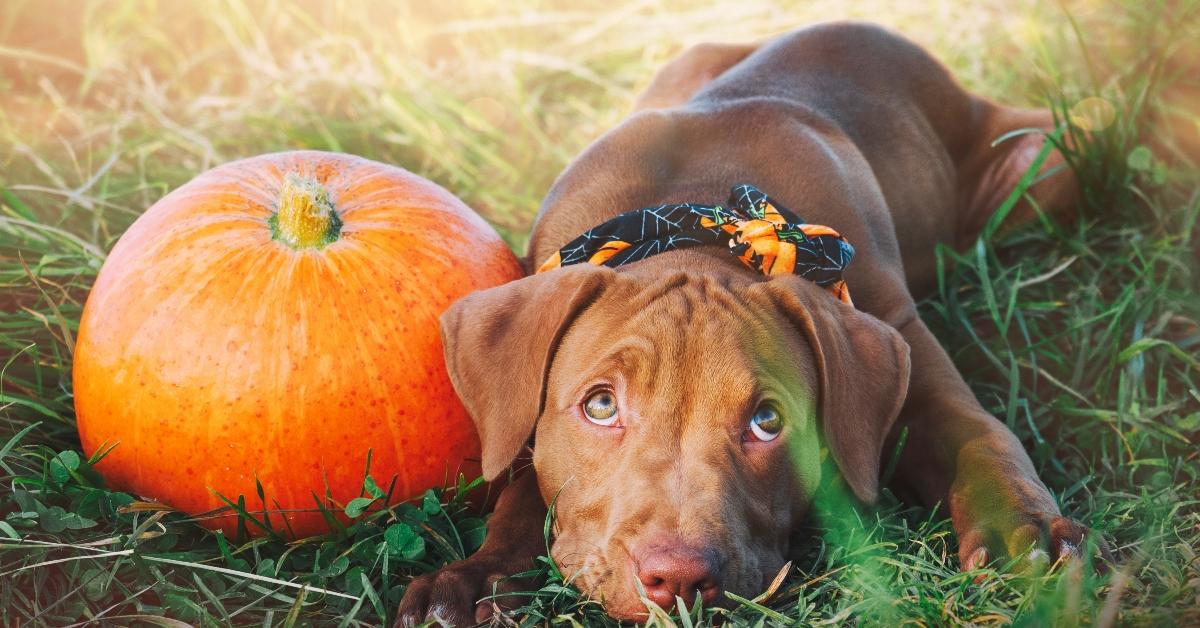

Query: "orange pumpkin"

xmin=73 ymin=150 xmax=523 ymax=537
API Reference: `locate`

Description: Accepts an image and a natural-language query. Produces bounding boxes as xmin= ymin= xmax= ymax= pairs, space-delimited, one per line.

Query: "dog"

xmin=397 ymin=22 xmax=1103 ymax=625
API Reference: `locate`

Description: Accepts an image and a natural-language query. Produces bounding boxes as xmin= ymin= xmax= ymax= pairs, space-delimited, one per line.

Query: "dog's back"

xmin=532 ymin=22 xmax=1072 ymax=294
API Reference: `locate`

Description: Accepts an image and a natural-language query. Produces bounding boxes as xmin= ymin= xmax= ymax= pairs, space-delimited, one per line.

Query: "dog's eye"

xmin=747 ymin=405 xmax=783 ymax=442
xmin=583 ymin=390 xmax=619 ymax=426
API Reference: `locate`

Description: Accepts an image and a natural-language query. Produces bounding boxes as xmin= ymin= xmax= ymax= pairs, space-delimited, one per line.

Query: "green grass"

xmin=2 ymin=0 xmax=1197 ymax=625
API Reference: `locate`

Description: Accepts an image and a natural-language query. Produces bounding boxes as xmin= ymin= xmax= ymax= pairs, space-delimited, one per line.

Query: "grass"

xmin=1 ymin=0 xmax=1197 ymax=625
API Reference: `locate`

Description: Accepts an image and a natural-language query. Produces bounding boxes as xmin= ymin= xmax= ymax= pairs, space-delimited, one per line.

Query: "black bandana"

xmin=537 ymin=184 xmax=854 ymax=304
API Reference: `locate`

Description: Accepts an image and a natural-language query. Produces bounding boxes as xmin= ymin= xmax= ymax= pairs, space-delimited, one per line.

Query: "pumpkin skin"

xmin=74 ymin=150 xmax=523 ymax=537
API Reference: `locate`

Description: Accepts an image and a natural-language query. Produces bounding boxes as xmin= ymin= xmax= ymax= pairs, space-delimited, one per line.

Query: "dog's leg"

xmin=955 ymin=105 xmax=1080 ymax=246
xmin=910 ymin=103 xmax=1101 ymax=568
xmin=395 ymin=466 xmax=547 ymax=627
xmin=632 ymin=42 xmax=758 ymax=111
xmin=889 ymin=317 xmax=1107 ymax=570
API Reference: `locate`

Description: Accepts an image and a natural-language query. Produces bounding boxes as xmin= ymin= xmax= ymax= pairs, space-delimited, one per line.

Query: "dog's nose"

xmin=636 ymin=548 xmax=722 ymax=609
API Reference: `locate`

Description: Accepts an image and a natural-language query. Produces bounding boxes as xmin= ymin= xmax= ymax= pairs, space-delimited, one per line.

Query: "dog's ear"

xmin=440 ymin=264 xmax=615 ymax=480
xmin=751 ymin=275 xmax=911 ymax=503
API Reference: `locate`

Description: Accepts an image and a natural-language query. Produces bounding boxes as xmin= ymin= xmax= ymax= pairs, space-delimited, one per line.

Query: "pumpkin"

xmin=73 ymin=150 xmax=523 ymax=537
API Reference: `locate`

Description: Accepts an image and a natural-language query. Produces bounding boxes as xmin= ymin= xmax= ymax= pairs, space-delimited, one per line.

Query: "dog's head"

xmin=440 ymin=261 xmax=909 ymax=619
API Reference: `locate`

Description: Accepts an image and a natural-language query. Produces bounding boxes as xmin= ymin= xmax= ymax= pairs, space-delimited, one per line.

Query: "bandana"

xmin=537 ymin=183 xmax=854 ymax=304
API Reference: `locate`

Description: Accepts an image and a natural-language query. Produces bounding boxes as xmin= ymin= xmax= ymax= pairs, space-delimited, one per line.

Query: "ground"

xmin=1 ymin=0 xmax=1198 ymax=625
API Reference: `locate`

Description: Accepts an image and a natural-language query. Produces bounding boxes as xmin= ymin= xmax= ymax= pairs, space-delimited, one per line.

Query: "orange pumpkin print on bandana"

xmin=540 ymin=184 xmax=854 ymax=306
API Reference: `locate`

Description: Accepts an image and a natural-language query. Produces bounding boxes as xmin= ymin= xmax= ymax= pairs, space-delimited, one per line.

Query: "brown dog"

xmin=397 ymin=22 xmax=1099 ymax=625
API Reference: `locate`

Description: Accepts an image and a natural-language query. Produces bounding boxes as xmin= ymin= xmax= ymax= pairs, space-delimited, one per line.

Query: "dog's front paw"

xmin=395 ymin=557 xmax=532 ymax=627
xmin=956 ymin=512 xmax=1112 ymax=576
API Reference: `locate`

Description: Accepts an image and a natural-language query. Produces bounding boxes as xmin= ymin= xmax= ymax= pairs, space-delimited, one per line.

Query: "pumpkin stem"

xmin=270 ymin=173 xmax=343 ymax=249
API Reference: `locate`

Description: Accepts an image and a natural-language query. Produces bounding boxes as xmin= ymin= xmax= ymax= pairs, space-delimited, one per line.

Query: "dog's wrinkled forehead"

xmin=544 ymin=271 xmax=817 ymax=417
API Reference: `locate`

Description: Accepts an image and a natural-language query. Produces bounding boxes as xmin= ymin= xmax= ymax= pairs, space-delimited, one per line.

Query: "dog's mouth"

xmin=552 ymin=534 xmax=782 ymax=621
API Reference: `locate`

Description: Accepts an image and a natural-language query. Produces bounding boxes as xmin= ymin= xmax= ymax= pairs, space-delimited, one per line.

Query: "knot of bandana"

xmin=537 ymin=183 xmax=854 ymax=304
